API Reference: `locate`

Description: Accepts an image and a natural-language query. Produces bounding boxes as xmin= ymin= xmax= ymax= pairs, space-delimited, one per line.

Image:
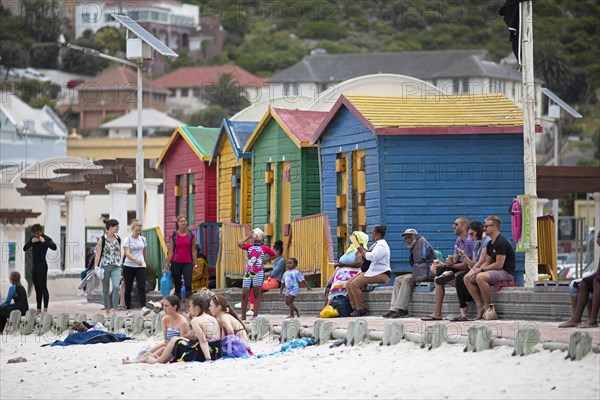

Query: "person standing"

xmin=0 ymin=272 xmax=29 ymax=333
xmin=122 ymin=219 xmax=148 ymax=317
xmin=95 ymin=219 xmax=122 ymax=315
xmin=165 ymin=215 xmax=196 ymax=312
xmin=237 ymin=228 xmax=276 ymax=320
xmin=23 ymin=223 xmax=57 ymax=315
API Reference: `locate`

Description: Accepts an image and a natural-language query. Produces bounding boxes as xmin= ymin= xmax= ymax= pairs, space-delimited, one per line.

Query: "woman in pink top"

xmin=165 ymin=215 xmax=196 ymax=311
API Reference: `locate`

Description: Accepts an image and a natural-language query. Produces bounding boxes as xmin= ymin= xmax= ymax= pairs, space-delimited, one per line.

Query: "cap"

xmin=401 ymin=228 xmax=418 ymax=236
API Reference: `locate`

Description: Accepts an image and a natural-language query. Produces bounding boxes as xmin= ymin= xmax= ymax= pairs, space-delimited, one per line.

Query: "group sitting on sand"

xmin=123 ymin=294 xmax=249 ymax=364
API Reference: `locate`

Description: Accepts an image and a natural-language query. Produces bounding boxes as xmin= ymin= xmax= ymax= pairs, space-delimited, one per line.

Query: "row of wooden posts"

xmin=3 ymin=310 xmax=597 ymax=362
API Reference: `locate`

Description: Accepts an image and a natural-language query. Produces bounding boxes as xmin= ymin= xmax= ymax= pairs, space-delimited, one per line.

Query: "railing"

xmin=216 ymin=222 xmax=251 ymax=288
xmin=537 ymin=215 xmax=557 ymax=281
xmin=288 ymin=213 xmax=334 ymax=287
xmin=195 ymin=222 xmax=222 ymax=267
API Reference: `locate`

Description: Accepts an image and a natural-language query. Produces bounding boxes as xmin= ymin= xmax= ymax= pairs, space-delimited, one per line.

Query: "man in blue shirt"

xmin=422 ymin=216 xmax=474 ymax=321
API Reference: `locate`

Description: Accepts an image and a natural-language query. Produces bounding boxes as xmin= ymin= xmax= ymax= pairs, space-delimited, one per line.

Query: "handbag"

xmin=319 ymin=305 xmax=339 ymax=318
xmin=360 ymin=258 xmax=371 ymax=272
xmin=160 ymin=271 xmax=172 ymax=297
xmin=483 ymin=304 xmax=498 ymax=320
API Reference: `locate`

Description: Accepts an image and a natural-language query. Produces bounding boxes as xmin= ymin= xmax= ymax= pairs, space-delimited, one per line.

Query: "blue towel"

xmin=42 ymin=331 xmax=131 ymax=347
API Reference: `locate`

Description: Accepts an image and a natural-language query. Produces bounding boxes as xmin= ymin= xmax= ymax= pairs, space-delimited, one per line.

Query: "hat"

xmin=252 ymin=227 xmax=264 ymax=239
xmin=401 ymin=228 xmax=418 ymax=236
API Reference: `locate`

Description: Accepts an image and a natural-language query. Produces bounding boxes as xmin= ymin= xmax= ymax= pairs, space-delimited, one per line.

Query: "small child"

xmin=280 ymin=258 xmax=311 ymax=318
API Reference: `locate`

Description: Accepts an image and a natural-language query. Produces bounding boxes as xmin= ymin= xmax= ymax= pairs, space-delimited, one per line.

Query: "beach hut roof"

xmin=311 ymin=93 xmax=533 ymax=143
xmin=157 ymin=126 xmax=220 ymax=166
xmin=210 ymin=119 xmax=257 ymax=163
xmin=244 ymin=107 xmax=327 ymax=152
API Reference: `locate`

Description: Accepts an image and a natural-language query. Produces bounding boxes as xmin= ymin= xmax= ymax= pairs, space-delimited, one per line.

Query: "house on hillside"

xmin=74 ymin=67 xmax=168 ymax=132
xmin=312 ymin=93 xmax=532 ymax=284
xmin=210 ymin=119 xmax=257 ymax=226
xmin=101 ymin=108 xmax=184 ymax=138
xmin=0 ymin=92 xmax=67 ymax=165
xmin=243 ymin=108 xmax=327 ymax=246
xmin=157 ymin=126 xmax=220 ymax=233
xmin=268 ymin=50 xmax=543 ymax=117
xmin=153 ymin=66 xmax=268 ymax=116
xmin=73 ymin=1 xmax=227 ymax=74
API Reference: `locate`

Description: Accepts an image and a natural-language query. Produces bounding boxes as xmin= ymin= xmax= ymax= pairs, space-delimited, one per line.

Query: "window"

xmin=176 ymin=174 xmax=184 ymax=217
xmin=511 ymin=83 xmax=516 ymax=99
xmin=187 ymin=173 xmax=195 ymax=225
xmin=462 ymin=79 xmax=469 ymax=94
xmin=169 ymin=89 xmax=176 ymax=97
xmin=181 ymin=88 xmax=189 ymax=97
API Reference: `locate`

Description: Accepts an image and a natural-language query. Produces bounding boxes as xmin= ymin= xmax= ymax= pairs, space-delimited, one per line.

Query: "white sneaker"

xmin=146 ymin=301 xmax=162 ymax=313
xmin=125 ymin=310 xmax=133 ymax=317
xmin=234 ymin=302 xmax=242 ymax=309
xmin=77 ymin=290 xmax=87 ymax=297
xmin=246 ymin=310 xmax=254 ymax=317
xmin=141 ymin=307 xmax=151 ymax=316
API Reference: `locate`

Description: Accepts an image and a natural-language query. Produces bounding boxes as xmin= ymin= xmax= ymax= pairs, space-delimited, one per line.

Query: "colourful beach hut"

xmin=157 ymin=126 xmax=220 ymax=233
xmin=243 ymin=107 xmax=327 ymax=245
xmin=210 ymin=119 xmax=257 ymax=225
xmin=311 ymin=94 xmax=530 ymax=283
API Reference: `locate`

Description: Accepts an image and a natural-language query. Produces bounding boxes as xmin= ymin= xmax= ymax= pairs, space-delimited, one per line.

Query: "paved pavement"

xmin=41 ymin=295 xmax=599 ymax=344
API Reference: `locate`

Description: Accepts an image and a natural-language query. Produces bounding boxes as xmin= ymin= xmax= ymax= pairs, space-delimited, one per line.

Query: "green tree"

xmin=94 ymin=27 xmax=124 ymax=55
xmin=187 ymin=105 xmax=229 ymax=127
xmin=0 ymin=40 xmax=29 ymax=75
xmin=30 ymin=43 xmax=59 ymax=69
xmin=61 ymin=37 xmax=109 ymax=75
xmin=534 ymin=42 xmax=574 ymax=98
xmin=205 ymin=73 xmax=250 ymax=114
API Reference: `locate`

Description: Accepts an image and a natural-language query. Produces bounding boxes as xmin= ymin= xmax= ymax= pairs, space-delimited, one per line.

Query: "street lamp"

xmin=67 ymin=15 xmax=177 ymax=225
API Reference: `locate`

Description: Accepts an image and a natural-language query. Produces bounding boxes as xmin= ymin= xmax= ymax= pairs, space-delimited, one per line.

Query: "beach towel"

xmin=42 ymin=331 xmax=131 ymax=347
xmin=78 ymin=271 xmax=101 ymax=293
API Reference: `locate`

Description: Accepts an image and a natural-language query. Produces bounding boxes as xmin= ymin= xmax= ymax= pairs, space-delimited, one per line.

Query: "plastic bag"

xmin=319 ymin=304 xmax=339 ymax=318
xmin=94 ymin=266 xmax=104 ymax=280
xmin=160 ymin=271 xmax=172 ymax=297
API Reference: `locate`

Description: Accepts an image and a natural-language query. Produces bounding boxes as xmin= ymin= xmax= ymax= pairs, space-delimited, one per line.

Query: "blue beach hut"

xmin=311 ymin=93 xmax=531 ymax=283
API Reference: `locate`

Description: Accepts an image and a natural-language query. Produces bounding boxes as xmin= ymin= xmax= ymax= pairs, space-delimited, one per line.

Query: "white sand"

xmin=1 ymin=331 xmax=599 ymax=399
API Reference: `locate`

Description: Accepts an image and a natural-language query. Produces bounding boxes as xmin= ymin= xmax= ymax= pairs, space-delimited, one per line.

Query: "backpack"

xmin=172 ymin=229 xmax=194 ymax=260
xmin=245 ymin=245 xmax=265 ymax=273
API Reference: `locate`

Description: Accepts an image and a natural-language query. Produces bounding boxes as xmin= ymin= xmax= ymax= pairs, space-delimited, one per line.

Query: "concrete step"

xmin=86 ymin=286 xmax=576 ymax=322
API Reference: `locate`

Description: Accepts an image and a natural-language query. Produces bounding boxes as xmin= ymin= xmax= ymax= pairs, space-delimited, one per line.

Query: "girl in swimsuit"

xmin=209 ymin=294 xmax=249 ymax=349
xmin=123 ymin=295 xmax=221 ymax=364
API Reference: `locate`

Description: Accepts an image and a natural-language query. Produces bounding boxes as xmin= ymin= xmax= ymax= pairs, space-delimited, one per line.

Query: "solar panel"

xmin=112 ymin=14 xmax=179 ymax=58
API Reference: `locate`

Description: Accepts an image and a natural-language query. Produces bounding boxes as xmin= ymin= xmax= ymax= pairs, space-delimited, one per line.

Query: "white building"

xmin=101 ymin=108 xmax=184 ymax=138
xmin=267 ymin=49 xmax=544 ymax=118
xmin=0 ymin=92 xmax=67 ymax=165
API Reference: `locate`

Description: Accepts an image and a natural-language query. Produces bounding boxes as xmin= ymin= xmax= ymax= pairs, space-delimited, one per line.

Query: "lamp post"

xmin=66 ymin=43 xmax=145 ymax=225
xmin=68 ymin=15 xmax=177 ymax=225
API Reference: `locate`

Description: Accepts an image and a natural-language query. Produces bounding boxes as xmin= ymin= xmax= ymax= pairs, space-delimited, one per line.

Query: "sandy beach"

xmin=1 ymin=319 xmax=599 ymax=400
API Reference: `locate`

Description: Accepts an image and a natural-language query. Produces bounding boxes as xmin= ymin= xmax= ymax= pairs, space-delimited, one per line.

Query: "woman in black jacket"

xmin=23 ymin=224 xmax=57 ymax=314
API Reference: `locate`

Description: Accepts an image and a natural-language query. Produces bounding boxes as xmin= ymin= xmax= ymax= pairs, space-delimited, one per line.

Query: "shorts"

xmin=171 ymin=338 xmax=223 ymax=362
xmin=285 ymin=288 xmax=299 ymax=297
xmin=581 ymin=271 xmax=600 ymax=292
xmin=242 ymin=269 xmax=264 ymax=289
xmin=487 ymin=269 xmax=514 ymax=284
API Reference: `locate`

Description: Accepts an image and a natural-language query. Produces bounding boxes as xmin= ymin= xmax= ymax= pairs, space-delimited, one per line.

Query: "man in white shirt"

xmin=346 ymin=226 xmax=391 ymax=317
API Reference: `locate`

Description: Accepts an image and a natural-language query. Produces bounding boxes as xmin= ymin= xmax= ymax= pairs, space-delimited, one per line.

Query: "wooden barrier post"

xmin=382 ymin=321 xmax=405 ymax=346
xmin=567 ymin=331 xmax=592 ymax=361
xmin=513 ymin=327 xmax=540 ymax=356
xmin=280 ymin=319 xmax=301 ymax=343
xmin=465 ymin=326 xmax=492 ymax=352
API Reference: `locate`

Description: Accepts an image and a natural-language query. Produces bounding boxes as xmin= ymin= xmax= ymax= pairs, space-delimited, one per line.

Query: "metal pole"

xmin=552 ymin=115 xmax=559 ymax=260
xmin=522 ymin=1 xmax=539 ymax=287
xmin=136 ymin=60 xmax=145 ymax=225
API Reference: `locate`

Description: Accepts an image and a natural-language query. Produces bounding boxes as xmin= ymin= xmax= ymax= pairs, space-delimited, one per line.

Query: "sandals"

xmin=435 ymin=272 xmax=455 ymax=285
xmin=421 ymin=315 xmax=442 ymax=321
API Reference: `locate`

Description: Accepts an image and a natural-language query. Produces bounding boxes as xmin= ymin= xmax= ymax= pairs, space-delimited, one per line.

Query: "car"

xmin=66 ymin=79 xmax=85 ymax=88
xmin=22 ymin=67 xmax=50 ymax=82
xmin=557 ymin=252 xmax=569 ymax=268
xmin=558 ymin=253 xmax=591 ymax=279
